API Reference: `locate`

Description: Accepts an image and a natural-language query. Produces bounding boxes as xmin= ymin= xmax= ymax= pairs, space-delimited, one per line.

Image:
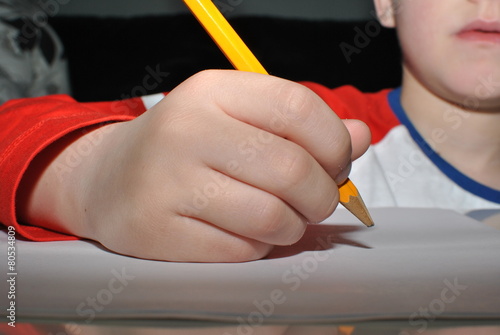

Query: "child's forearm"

xmin=0 ymin=95 xmax=141 ymax=241
xmin=16 ymin=124 xmax=117 ymax=239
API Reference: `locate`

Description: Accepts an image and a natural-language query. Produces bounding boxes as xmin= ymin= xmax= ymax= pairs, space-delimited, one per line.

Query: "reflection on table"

xmin=4 ymin=322 xmax=500 ymax=335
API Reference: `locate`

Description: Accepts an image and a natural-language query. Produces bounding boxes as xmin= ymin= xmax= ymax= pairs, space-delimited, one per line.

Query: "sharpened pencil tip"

xmin=340 ymin=195 xmax=374 ymax=227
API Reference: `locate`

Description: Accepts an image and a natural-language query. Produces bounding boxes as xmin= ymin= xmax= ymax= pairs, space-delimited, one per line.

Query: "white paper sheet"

xmin=1 ymin=208 xmax=499 ymax=324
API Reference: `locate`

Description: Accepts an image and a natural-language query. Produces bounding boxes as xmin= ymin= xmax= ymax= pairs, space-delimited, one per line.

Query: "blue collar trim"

xmin=387 ymin=88 xmax=500 ymax=204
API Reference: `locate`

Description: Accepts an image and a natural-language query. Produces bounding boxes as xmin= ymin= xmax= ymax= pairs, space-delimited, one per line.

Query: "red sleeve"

xmin=0 ymin=94 xmax=147 ymax=241
xmin=301 ymin=83 xmax=400 ymax=144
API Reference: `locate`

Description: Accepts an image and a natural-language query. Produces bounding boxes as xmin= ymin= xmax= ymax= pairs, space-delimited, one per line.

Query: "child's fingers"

xmin=192 ymin=116 xmax=339 ymax=224
xmin=103 ymin=212 xmax=275 ymax=263
xmin=175 ymin=70 xmax=356 ymax=183
xmin=175 ymin=167 xmax=308 ymax=246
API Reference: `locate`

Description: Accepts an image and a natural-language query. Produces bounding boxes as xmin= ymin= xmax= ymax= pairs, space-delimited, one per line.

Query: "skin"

xmin=374 ymin=0 xmax=500 ymax=189
xmin=16 ymin=70 xmax=371 ymax=262
xmin=18 ymin=0 xmax=500 ymax=262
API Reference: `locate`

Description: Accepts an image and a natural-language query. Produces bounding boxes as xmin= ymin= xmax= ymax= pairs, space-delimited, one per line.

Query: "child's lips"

xmin=457 ymin=20 xmax=500 ymax=44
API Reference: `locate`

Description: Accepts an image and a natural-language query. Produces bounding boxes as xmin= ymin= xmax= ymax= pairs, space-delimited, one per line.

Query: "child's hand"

xmin=19 ymin=70 xmax=370 ymax=262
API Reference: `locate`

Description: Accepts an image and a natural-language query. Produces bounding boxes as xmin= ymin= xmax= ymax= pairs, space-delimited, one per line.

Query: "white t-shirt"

xmin=350 ymin=88 xmax=500 ymax=215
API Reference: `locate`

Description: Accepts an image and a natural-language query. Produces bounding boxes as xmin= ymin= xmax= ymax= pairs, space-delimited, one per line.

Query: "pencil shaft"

xmin=182 ymin=0 xmax=267 ymax=74
xmin=183 ymin=0 xmax=374 ymax=227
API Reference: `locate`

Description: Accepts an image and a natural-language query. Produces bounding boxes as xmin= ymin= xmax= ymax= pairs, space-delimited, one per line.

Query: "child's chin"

xmin=442 ymin=73 xmax=499 ymax=107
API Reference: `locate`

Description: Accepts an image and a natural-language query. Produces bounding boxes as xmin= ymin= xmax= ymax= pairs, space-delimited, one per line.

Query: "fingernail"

xmin=334 ymin=163 xmax=351 ymax=185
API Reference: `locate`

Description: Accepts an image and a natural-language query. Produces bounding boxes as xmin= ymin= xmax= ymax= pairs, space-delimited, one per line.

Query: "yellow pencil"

xmin=182 ymin=0 xmax=374 ymax=227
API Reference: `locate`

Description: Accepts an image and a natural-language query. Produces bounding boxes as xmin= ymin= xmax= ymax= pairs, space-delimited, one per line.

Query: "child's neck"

xmin=400 ymin=71 xmax=500 ymax=190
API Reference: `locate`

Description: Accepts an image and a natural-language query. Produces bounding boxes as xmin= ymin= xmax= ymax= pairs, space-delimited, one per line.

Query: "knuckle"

xmin=171 ymin=70 xmax=221 ymax=104
xmin=186 ymin=69 xmax=220 ymax=88
xmin=254 ymin=198 xmax=290 ymax=239
xmin=282 ymin=216 xmax=307 ymax=245
xmin=271 ymin=146 xmax=313 ymax=190
xmin=273 ymin=82 xmax=317 ymax=125
xmin=253 ymin=198 xmax=305 ymax=245
xmin=309 ymin=196 xmax=338 ymax=224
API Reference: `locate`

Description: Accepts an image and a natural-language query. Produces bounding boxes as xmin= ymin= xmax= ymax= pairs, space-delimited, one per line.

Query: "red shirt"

xmin=0 ymin=84 xmax=397 ymax=241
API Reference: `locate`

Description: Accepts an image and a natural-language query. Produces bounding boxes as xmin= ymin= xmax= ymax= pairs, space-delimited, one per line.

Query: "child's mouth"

xmin=457 ymin=20 xmax=500 ymax=44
